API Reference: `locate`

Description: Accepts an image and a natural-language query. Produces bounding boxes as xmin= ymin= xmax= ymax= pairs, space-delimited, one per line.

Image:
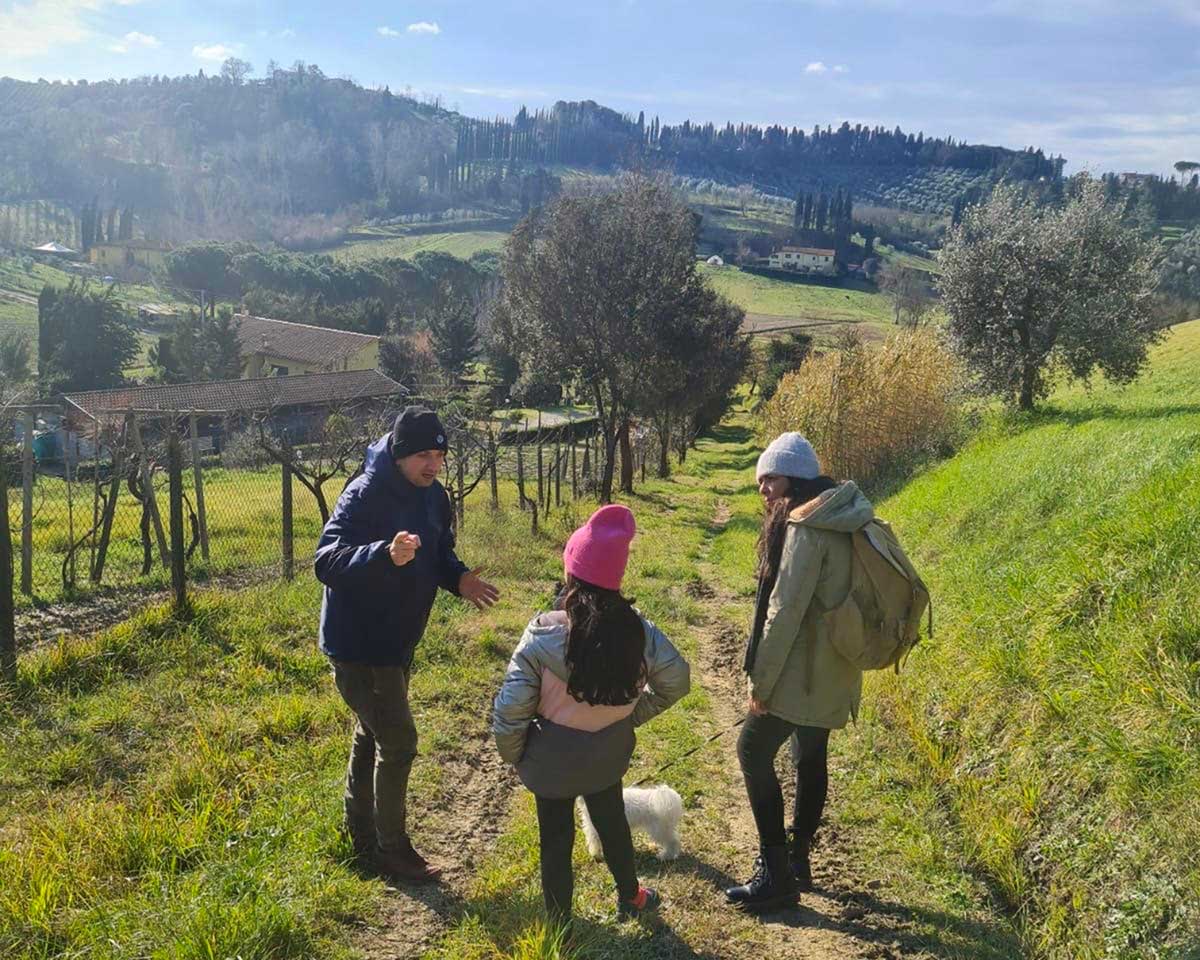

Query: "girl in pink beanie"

xmin=493 ymin=505 xmax=691 ymax=925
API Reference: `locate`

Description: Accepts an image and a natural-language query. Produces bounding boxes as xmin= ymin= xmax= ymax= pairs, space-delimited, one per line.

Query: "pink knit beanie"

xmin=563 ymin=504 xmax=636 ymax=591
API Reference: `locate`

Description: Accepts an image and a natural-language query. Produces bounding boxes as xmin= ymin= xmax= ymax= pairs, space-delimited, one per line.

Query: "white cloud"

xmin=109 ymin=30 xmax=160 ymax=53
xmin=2 ymin=0 xmax=100 ymax=57
xmin=279 ymin=28 xmax=296 ymax=39
xmin=193 ymin=43 xmax=240 ymax=62
xmin=407 ymin=21 xmax=441 ymax=35
xmin=804 ymin=61 xmax=828 ymax=73
xmin=833 ymin=64 xmax=849 ymax=73
xmin=377 ymin=25 xmax=402 ymax=37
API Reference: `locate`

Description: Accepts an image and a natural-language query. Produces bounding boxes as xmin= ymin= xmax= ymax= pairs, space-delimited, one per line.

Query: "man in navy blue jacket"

xmin=316 ymin=405 xmax=499 ymax=883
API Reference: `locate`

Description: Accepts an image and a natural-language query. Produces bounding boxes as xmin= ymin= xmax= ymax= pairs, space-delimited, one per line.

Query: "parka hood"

xmin=788 ymin=480 xmax=874 ymax=533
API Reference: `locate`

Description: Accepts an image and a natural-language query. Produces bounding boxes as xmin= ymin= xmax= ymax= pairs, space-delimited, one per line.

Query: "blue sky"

xmin=2 ymin=0 xmax=1197 ymax=175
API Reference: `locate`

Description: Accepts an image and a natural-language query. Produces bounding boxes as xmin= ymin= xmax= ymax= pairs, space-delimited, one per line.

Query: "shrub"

xmin=758 ymin=328 xmax=963 ymax=486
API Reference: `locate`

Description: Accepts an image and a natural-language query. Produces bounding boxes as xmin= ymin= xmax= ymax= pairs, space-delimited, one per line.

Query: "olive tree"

xmin=939 ymin=181 xmax=1162 ymax=411
xmin=499 ymin=173 xmax=717 ymax=502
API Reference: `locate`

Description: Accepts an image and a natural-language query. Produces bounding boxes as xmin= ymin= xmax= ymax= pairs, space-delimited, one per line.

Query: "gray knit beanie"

xmin=755 ymin=432 xmax=820 ymax=482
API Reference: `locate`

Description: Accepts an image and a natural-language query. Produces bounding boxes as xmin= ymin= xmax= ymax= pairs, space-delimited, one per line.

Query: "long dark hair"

xmin=563 ymin=575 xmax=645 ymax=706
xmin=757 ymin=475 xmax=838 ymax=582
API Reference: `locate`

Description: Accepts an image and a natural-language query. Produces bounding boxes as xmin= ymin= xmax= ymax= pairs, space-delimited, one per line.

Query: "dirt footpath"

xmin=681 ymin=500 xmax=931 ymax=960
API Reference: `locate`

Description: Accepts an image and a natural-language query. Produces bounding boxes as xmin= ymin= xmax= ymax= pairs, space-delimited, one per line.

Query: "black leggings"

xmin=737 ymin=713 xmax=830 ymax=847
xmin=535 ymin=780 xmax=638 ymax=919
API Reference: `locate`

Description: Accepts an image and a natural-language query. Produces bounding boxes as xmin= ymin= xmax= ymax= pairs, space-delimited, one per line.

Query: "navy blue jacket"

xmin=316 ymin=433 xmax=468 ymax=666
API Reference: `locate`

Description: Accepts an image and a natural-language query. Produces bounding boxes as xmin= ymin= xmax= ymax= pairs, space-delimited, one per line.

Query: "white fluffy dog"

xmin=576 ymin=784 xmax=683 ymax=861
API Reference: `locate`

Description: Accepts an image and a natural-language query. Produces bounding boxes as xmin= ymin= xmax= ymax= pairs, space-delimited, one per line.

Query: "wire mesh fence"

xmin=2 ymin=401 xmax=658 ymax=611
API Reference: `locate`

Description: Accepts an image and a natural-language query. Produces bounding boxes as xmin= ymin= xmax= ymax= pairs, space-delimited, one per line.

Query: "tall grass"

xmin=758 ymin=327 xmax=963 ymax=485
xmin=864 ymin=320 xmax=1200 ymax=957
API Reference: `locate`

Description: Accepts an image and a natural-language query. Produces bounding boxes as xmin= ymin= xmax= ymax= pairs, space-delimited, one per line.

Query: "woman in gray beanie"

xmin=725 ymin=432 xmax=875 ymax=912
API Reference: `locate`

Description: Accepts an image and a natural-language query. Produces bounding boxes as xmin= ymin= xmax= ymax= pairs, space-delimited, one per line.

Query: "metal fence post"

xmin=167 ymin=426 xmax=187 ymax=611
xmin=281 ymin=459 xmax=294 ymax=581
xmin=20 ymin=410 xmax=32 ymax=595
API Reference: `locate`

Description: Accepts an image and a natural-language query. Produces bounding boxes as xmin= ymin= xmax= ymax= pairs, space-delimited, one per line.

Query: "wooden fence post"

xmin=65 ymin=434 xmax=76 ymax=590
xmin=90 ymin=419 xmax=100 ymax=580
xmin=489 ymin=433 xmax=498 ymax=509
xmin=189 ymin=414 xmax=210 ymax=562
xmin=571 ymin=439 xmax=578 ymax=500
xmin=281 ymin=459 xmax=294 ymax=581
xmin=456 ymin=453 xmax=465 ymax=528
xmin=129 ymin=415 xmax=169 ymax=568
xmin=0 ymin=443 xmax=15 ymax=684
xmin=92 ymin=437 xmax=122 ymax=584
xmin=20 ymin=410 xmax=32 ymax=595
xmin=554 ymin=442 xmax=561 ymax=507
xmin=536 ymin=412 xmax=544 ymax=507
xmin=167 ymin=426 xmax=186 ymax=611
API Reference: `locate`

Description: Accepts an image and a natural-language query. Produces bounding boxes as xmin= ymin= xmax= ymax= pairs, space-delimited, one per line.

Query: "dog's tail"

xmin=646 ymin=784 xmax=684 ymax=821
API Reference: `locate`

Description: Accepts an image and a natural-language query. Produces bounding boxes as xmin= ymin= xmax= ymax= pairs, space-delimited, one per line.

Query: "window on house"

xmin=269 ymin=364 xmax=289 ymax=377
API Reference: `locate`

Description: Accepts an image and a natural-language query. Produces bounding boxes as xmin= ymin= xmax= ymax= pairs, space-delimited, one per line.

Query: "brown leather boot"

xmin=372 ymin=838 xmax=443 ymax=884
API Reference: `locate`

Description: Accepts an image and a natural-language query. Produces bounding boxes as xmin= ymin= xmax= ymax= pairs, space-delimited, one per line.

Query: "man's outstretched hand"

xmin=459 ymin=567 xmax=500 ymax=610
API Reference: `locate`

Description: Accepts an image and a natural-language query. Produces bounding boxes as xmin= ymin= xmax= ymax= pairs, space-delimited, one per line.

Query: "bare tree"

xmin=879 ymin=263 xmax=933 ymax=326
xmin=253 ymin=406 xmax=389 ymax=524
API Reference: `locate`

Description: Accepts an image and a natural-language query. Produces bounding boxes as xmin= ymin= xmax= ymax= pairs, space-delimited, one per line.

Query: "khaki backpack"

xmin=824 ymin=518 xmax=931 ymax=671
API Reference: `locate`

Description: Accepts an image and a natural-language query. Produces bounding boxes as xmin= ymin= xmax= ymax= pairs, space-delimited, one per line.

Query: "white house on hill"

xmin=768 ymin=246 xmax=837 ymax=276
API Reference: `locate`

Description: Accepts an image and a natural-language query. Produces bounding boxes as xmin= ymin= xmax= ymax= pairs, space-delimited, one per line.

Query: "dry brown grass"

xmin=758 ymin=327 xmax=963 ymax=486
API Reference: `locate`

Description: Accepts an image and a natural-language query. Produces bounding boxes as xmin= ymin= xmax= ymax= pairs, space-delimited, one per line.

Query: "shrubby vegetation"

xmin=758 ymin=328 xmax=962 ymax=487
xmin=37 ymin=281 xmax=138 ymax=393
xmin=1158 ymin=225 xmax=1200 ymax=303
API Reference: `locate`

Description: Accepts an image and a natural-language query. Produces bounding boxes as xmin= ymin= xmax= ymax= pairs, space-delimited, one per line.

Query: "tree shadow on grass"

xmin=996 ymin=401 xmax=1200 ymax=434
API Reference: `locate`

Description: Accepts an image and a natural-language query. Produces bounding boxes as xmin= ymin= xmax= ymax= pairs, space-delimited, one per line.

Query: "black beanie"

xmin=391 ymin=406 xmax=448 ymax=458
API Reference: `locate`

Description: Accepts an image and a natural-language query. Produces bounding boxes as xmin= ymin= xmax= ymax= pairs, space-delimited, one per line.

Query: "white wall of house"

xmin=768 ymin=248 xmax=837 ymax=275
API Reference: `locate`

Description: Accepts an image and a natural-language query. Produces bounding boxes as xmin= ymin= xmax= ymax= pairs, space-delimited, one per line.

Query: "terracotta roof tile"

xmin=64 ymin=369 xmax=403 ymax=417
xmin=234 ymin=313 xmax=378 ymax=367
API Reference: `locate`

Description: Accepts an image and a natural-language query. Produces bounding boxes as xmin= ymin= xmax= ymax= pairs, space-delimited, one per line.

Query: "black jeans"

xmin=737 ymin=713 xmax=830 ymax=847
xmin=535 ymin=780 xmax=638 ymax=920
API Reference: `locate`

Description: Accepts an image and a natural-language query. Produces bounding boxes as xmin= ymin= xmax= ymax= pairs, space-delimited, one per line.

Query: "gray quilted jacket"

xmin=492 ymin=610 xmax=690 ymax=797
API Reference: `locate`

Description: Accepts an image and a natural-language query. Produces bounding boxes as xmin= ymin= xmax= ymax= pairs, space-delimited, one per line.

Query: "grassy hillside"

xmin=864 ymin=322 xmax=1200 ymax=957
xmin=1 ymin=421 xmax=1019 ymax=959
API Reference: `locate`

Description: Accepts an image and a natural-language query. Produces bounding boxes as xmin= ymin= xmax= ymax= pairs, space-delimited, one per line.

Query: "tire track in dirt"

xmin=353 ymin=730 xmax=519 ymax=960
xmin=688 ymin=499 xmax=923 ymax=960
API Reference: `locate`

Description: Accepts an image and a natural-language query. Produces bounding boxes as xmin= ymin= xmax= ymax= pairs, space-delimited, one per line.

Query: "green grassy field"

xmin=0 ymin=297 xmax=36 ymax=331
xmin=332 ymin=230 xmax=509 ymax=264
xmin=6 ymin=302 xmax=1193 ymax=959
xmin=9 ymin=461 xmax=342 ymax=605
xmin=698 ymin=262 xmax=893 ymax=327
